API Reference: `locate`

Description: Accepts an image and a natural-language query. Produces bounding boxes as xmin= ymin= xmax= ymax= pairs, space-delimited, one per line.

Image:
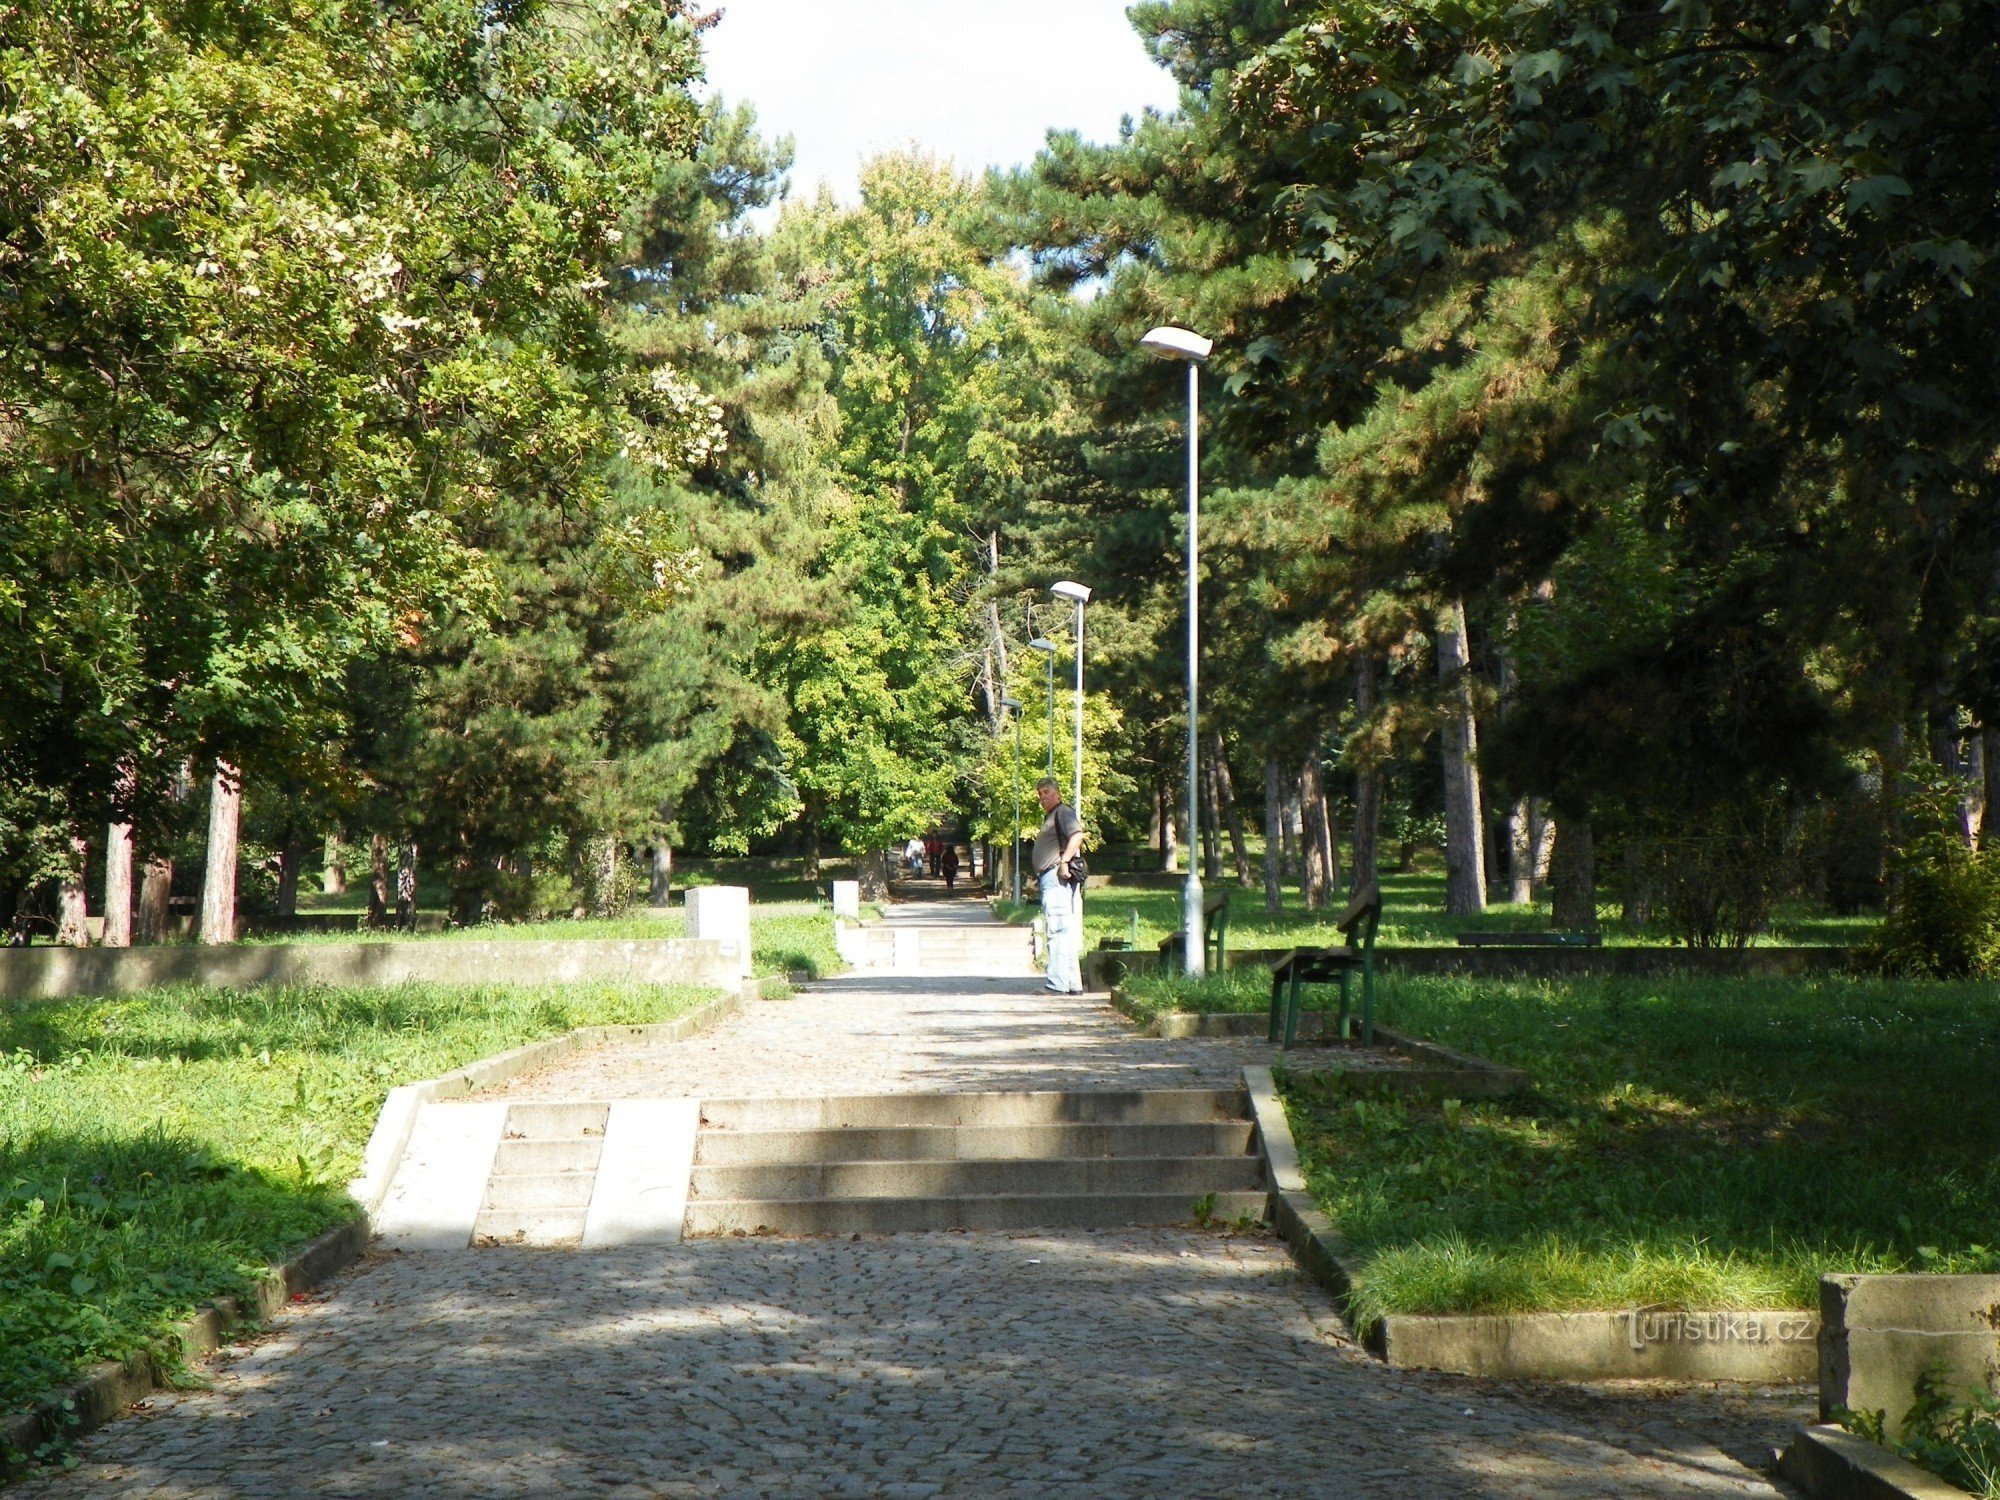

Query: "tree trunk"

xmin=1531 ymin=800 xmax=1556 ymax=883
xmin=323 ymin=831 xmax=347 ymax=895
xmin=802 ymin=822 xmax=822 ymax=882
xmin=1209 ymin=732 xmax=1254 ymax=887
xmin=1983 ymin=727 xmax=2000 ymax=851
xmin=57 ymin=835 xmax=92 ymax=946
xmin=1262 ymin=754 xmax=1284 ymax=914
xmin=368 ymin=832 xmax=391 ymax=928
xmin=1505 ymin=800 xmax=1535 ymax=904
xmin=1350 ymin=654 xmax=1382 ymax=896
xmin=276 ymin=826 xmax=303 ymax=918
xmin=1550 ymin=803 xmax=1598 ymax=931
xmin=650 ymin=841 xmax=673 ymax=905
xmin=199 ymin=760 xmax=241 ymax=944
xmin=398 ymin=839 xmax=421 ymax=926
xmin=1300 ymin=749 xmax=1332 ymax=911
xmin=857 ymin=848 xmax=888 ymax=903
xmin=1280 ymin=783 xmax=1302 ymax=881
xmin=104 ymin=820 xmax=134 ymax=946
xmin=138 ymin=856 xmax=174 ymax=943
xmin=1159 ymin=782 xmax=1179 ymax=873
xmin=1932 ymin=705 xmax=1980 ymax=848
xmin=1621 ymin=842 xmax=1653 ymax=928
xmin=1323 ymin=773 xmax=1342 ymax=895
xmin=1437 ymin=599 xmax=1487 ymax=917
xmin=1199 ymin=749 xmax=1222 ymax=880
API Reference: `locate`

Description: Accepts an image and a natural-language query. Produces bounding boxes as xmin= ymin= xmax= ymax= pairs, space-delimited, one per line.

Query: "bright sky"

xmin=698 ymin=1 xmax=1185 ymax=203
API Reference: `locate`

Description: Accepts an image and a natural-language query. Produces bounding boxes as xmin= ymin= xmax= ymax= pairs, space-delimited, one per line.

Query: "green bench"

xmin=1159 ymin=892 xmax=1230 ymax=975
xmin=1269 ymin=884 xmax=1383 ymax=1048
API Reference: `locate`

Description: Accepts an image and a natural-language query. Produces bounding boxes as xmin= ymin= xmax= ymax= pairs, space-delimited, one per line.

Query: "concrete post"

xmin=685 ymin=885 xmax=753 ymax=981
xmin=830 ymin=880 xmax=861 ymax=919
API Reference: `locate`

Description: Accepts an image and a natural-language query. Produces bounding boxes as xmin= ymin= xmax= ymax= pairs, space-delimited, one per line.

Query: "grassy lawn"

xmin=1074 ymin=869 xmax=1876 ymax=951
xmin=0 ymin=978 xmax=718 ymax=1422
xmin=1126 ymin=969 xmax=1999 ymax=1328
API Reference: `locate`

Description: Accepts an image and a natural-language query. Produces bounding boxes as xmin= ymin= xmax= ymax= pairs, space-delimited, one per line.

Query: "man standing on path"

xmin=1033 ymin=777 xmax=1085 ymax=993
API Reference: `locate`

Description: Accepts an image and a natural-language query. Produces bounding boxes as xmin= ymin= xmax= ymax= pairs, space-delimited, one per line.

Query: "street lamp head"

xmin=1139 ymin=325 xmax=1213 ymax=364
xmin=1050 ymin=580 xmax=1092 ymax=604
xmin=1000 ymin=696 xmax=1022 ymax=712
xmin=1028 ymin=637 xmax=1058 ymax=654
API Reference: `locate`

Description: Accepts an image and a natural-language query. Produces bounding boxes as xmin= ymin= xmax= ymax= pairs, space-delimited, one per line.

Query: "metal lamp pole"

xmin=1001 ymin=695 xmax=1023 ymax=905
xmin=1050 ymin=583 xmax=1091 ymax=821
xmin=1139 ymin=325 xmax=1214 ymax=976
xmin=1029 ymin=637 xmax=1058 ymax=776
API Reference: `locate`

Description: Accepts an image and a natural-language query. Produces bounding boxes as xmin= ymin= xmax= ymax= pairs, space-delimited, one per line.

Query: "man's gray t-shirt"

xmin=1032 ymin=802 xmax=1081 ymax=875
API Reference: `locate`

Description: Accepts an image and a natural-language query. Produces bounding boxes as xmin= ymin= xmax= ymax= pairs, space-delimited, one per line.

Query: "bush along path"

xmin=0 ymin=980 xmax=719 ymax=1440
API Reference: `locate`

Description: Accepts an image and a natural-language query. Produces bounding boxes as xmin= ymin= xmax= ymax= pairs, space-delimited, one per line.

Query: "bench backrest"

xmin=1337 ymin=884 xmax=1382 ymax=951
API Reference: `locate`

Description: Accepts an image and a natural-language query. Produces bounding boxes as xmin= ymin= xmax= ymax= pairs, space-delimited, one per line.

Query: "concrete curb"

xmin=3 ymin=983 xmax=748 ymax=1474
xmin=1241 ymin=1064 xmax=1819 ymax=1383
xmin=1777 ymin=1424 xmax=1977 ymax=1499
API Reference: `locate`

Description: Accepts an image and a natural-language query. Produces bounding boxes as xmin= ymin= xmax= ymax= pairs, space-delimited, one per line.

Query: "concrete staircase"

xmin=472 ymin=1102 xmax=607 ymax=1247
xmin=684 ymin=1089 xmax=1265 ymax=1236
xmin=836 ymin=907 xmax=1040 ymax=976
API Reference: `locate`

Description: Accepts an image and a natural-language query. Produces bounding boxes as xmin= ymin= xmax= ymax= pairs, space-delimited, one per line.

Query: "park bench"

xmin=1454 ymin=930 xmax=1602 ymax=948
xmin=1268 ymin=884 xmax=1383 ymax=1049
xmin=1158 ymin=892 xmax=1231 ymax=975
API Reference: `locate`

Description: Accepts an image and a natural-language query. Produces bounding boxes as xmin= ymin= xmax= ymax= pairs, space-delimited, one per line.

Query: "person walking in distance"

xmin=1032 ymin=777 xmax=1085 ymax=994
xmin=940 ymin=843 xmax=960 ymax=894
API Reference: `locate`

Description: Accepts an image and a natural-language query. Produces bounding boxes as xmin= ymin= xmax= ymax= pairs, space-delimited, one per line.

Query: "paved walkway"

xmin=492 ymin=898 xmax=1309 ymax=1099
xmin=17 ymin=900 xmax=1811 ymax=1497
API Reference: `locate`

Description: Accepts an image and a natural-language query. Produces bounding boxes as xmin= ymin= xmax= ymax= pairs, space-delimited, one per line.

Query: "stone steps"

xmin=687 ymin=1191 xmax=1270 ymax=1237
xmin=685 ymin=1088 xmax=1265 ymax=1238
xmin=692 ymin=1120 xmax=1255 ymax=1164
xmin=691 ymin=1154 xmax=1263 ymax=1201
xmin=472 ymin=1103 xmax=607 ymax=1247
xmin=700 ymin=1088 xmax=1247 ymax=1132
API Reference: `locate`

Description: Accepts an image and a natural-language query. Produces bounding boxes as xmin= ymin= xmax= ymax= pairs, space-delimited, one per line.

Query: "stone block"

xmin=830 ymin=880 xmax=861 ymax=919
xmin=1820 ymin=1273 xmax=2000 ymax=1436
xmin=684 ymin=885 xmax=753 ymax=980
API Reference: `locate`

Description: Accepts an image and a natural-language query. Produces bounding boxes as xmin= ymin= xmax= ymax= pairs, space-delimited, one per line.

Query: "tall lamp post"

xmin=1001 ymin=695 xmax=1024 ymax=905
xmin=1028 ymin=636 xmax=1058 ymax=776
xmin=1049 ymin=582 xmax=1091 ymax=820
xmin=1139 ymin=324 xmax=1214 ymax=976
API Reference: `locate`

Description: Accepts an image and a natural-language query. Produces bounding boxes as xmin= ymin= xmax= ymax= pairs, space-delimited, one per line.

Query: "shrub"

xmin=1869 ymin=770 xmax=2000 ymax=979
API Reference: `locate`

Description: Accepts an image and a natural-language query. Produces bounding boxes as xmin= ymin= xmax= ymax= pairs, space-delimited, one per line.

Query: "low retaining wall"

xmin=1241 ymin=1064 xmax=1819 ymax=1382
xmin=0 ymin=936 xmax=737 ymax=1002
xmin=1820 ymin=1273 xmax=2000 ymax=1437
xmin=1090 ymin=943 xmax=1851 ymax=988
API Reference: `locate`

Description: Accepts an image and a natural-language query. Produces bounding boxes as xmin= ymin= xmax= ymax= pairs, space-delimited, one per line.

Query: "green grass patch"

xmin=1275 ymin=973 xmax=2000 ymax=1328
xmin=1080 ymin=870 xmax=1876 ymax=951
xmin=0 ymin=978 xmax=716 ymax=1421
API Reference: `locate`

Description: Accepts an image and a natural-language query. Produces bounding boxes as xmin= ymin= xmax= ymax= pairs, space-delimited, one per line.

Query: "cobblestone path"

xmin=23 ymin=1233 xmax=1805 ymax=1499
xmin=490 ymin=970 xmax=1296 ymax=1099
xmin=17 ymin=900 xmax=1811 ymax=1497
